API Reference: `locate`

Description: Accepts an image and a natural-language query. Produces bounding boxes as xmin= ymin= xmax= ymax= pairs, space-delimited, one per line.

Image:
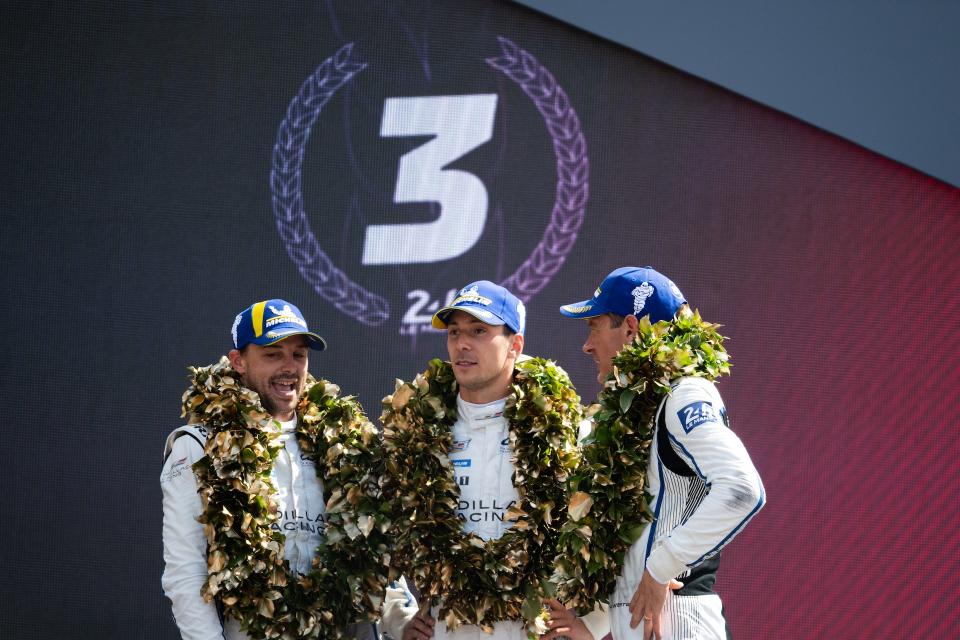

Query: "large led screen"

xmin=1 ymin=2 xmax=958 ymax=639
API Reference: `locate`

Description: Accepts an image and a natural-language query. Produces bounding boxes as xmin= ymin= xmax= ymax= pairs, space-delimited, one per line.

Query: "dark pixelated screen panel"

xmin=0 ymin=1 xmax=958 ymax=638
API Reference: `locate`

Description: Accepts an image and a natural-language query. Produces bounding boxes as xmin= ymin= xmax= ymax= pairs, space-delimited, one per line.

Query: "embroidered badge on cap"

xmin=631 ymin=282 xmax=655 ymax=315
xmin=451 ymin=284 xmax=491 ymax=307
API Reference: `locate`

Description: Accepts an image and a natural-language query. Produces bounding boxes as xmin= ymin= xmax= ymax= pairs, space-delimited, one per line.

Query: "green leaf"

xmin=521 ymin=595 xmax=541 ymax=622
xmin=541 ymin=579 xmax=557 ymax=599
xmin=618 ymin=388 xmax=636 ymax=414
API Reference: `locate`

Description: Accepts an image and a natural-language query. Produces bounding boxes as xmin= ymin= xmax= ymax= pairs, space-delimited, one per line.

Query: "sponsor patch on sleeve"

xmin=161 ymin=457 xmax=191 ymax=484
xmin=677 ymin=401 xmax=719 ymax=433
xmin=452 ymin=459 xmax=472 ymax=467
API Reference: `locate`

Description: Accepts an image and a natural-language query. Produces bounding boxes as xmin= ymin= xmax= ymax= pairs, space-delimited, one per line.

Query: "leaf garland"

xmin=552 ymin=311 xmax=731 ymax=610
xmin=379 ymin=357 xmax=583 ymax=634
xmin=183 ymin=356 xmax=392 ymax=640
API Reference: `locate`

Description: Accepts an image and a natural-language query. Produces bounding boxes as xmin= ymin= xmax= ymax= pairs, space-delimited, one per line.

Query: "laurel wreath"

xmin=183 ymin=357 xmax=392 ymax=640
xmin=379 ymin=357 xmax=583 ymax=634
xmin=552 ymin=311 xmax=731 ymax=609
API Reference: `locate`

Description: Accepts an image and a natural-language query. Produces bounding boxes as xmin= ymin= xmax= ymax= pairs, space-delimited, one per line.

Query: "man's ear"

xmin=510 ymin=333 xmax=525 ymax=359
xmin=228 ymin=348 xmax=246 ymax=374
xmin=623 ymin=314 xmax=640 ymax=338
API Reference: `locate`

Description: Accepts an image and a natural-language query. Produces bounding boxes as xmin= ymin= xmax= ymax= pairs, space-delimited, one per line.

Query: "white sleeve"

xmin=579 ymin=601 xmax=609 ymax=640
xmin=380 ymin=576 xmax=419 ymax=640
xmin=161 ymin=430 xmax=225 ymax=640
xmin=577 ymin=417 xmax=594 ymax=442
xmin=644 ymin=378 xmax=766 ymax=584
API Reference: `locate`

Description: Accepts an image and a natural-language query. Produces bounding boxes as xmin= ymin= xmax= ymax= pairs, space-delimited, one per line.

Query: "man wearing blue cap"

xmin=430 ymin=281 xmax=526 ymax=406
xmin=381 ymin=281 xmax=606 ymax=640
xmin=554 ymin=267 xmax=765 ymax=640
xmin=161 ymin=300 xmax=375 ymax=640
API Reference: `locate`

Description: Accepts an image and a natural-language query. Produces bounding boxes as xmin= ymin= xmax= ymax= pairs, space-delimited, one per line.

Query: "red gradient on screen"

xmin=671 ymin=134 xmax=960 ymax=637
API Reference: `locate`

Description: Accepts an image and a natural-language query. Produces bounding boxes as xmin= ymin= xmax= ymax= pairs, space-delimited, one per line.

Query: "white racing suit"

xmin=381 ymin=396 xmax=608 ymax=640
xmin=161 ymin=419 xmax=361 ymax=640
xmin=609 ymin=377 xmax=766 ymax=640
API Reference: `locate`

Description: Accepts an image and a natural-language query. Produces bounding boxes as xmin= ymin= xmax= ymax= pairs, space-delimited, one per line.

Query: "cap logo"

xmin=632 ymin=282 xmax=655 ymax=316
xmin=516 ymin=300 xmax=526 ymax=331
xmin=451 ymin=284 xmax=492 ymax=307
xmin=266 ymin=304 xmax=307 ymax=329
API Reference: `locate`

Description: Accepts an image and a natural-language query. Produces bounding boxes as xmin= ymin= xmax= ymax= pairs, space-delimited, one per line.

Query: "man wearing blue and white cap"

xmin=382 ymin=281 xmax=607 ymax=640
xmin=559 ymin=267 xmax=687 ymax=383
xmin=554 ymin=267 xmax=765 ymax=640
xmin=431 ymin=280 xmax=526 ymax=402
xmin=161 ymin=300 xmax=371 ymax=640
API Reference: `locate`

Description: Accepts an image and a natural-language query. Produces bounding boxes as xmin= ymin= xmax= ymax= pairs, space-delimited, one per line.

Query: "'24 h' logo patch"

xmin=677 ymin=401 xmax=719 ymax=433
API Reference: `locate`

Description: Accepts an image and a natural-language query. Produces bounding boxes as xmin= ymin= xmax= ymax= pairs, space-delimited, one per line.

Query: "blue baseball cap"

xmin=432 ymin=281 xmax=526 ymax=335
xmin=559 ymin=266 xmax=686 ymax=323
xmin=231 ymin=299 xmax=326 ymax=351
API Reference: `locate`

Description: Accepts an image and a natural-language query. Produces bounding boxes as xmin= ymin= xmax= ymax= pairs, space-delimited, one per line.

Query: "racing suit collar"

xmin=456 ymin=394 xmax=507 ymax=422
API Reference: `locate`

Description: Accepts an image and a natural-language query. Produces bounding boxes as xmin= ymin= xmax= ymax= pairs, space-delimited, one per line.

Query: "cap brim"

xmin=260 ymin=330 xmax=327 ymax=351
xmin=432 ymin=305 xmax=506 ymax=329
xmin=559 ymin=299 xmax=605 ymax=319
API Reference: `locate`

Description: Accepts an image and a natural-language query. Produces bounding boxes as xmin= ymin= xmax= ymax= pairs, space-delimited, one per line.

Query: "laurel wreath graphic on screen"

xmin=486 ymin=37 xmax=589 ymax=300
xmin=270 ymin=38 xmax=589 ymax=326
xmin=270 ymin=44 xmax=389 ymax=325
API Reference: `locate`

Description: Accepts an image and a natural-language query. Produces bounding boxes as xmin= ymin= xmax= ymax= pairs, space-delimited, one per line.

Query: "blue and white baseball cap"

xmin=432 ymin=281 xmax=526 ymax=335
xmin=231 ymin=299 xmax=326 ymax=351
xmin=559 ymin=266 xmax=686 ymax=324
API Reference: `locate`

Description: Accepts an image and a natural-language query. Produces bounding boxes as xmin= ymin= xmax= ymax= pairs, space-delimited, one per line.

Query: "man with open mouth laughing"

xmin=160 ymin=299 xmax=375 ymax=640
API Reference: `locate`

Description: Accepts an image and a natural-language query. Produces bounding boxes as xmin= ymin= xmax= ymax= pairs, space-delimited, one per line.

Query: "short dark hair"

xmin=502 ymin=325 xmax=517 ymax=337
xmin=606 ymin=313 xmax=626 ymax=328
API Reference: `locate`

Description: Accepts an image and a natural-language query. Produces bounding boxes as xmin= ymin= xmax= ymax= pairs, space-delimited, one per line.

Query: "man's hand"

xmin=401 ymin=609 xmax=436 ymax=640
xmin=541 ymin=599 xmax=593 ymax=640
xmin=628 ymin=570 xmax=683 ymax=640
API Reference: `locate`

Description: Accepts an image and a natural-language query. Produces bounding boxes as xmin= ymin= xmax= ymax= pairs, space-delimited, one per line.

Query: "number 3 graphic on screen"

xmin=271 ymin=39 xmax=588 ymax=327
xmin=363 ymin=94 xmax=498 ymax=265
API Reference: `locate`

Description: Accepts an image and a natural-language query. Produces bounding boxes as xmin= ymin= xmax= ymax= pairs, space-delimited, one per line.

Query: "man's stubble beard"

xmin=243 ymin=376 xmax=302 ymax=420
